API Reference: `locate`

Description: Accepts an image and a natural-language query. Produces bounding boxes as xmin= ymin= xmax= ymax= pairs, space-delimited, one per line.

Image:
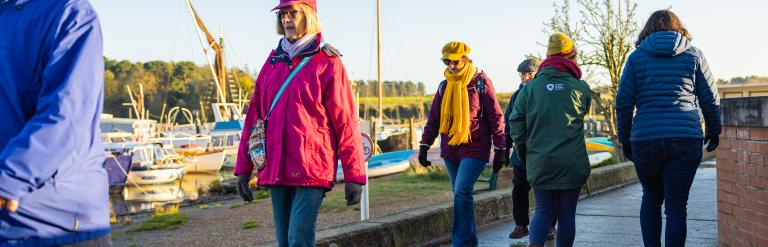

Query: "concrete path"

xmin=474 ymin=165 xmax=717 ymax=247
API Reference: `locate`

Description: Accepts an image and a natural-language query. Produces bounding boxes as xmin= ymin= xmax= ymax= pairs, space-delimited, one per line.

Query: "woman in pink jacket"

xmin=234 ymin=0 xmax=366 ymax=246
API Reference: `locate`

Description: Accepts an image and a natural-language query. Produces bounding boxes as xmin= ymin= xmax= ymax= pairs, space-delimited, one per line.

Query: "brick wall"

xmin=717 ymin=97 xmax=768 ymax=247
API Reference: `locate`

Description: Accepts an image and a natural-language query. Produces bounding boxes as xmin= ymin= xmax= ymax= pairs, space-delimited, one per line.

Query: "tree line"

xmin=102 ymin=58 xmax=429 ymax=122
xmin=103 ymin=57 xmax=254 ymax=122
xmin=352 ymin=80 xmax=427 ymax=97
xmin=717 ymin=75 xmax=768 ymax=85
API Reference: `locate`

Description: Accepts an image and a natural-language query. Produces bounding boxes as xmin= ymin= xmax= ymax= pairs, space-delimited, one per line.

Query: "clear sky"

xmin=90 ymin=0 xmax=768 ymax=93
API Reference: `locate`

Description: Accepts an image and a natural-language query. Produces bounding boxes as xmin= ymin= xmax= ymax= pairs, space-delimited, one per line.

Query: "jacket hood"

xmin=536 ymin=67 xmax=576 ymax=79
xmin=639 ymin=31 xmax=691 ymax=57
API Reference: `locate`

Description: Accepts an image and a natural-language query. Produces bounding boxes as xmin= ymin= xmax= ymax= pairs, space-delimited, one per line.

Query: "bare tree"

xmin=544 ymin=0 xmax=638 ymax=161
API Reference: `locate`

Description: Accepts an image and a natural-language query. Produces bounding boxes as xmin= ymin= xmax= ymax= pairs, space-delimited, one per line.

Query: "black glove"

xmin=418 ymin=145 xmax=432 ymax=167
xmin=236 ymin=174 xmax=254 ymax=202
xmin=503 ymin=148 xmax=511 ymax=167
xmin=704 ymin=134 xmax=719 ymax=152
xmin=345 ymin=183 xmax=363 ymax=206
xmin=322 ymin=44 xmax=343 ymax=57
xmin=517 ymin=145 xmax=527 ymax=166
xmin=622 ymin=143 xmax=633 ymax=162
xmin=492 ymin=148 xmax=505 ymax=173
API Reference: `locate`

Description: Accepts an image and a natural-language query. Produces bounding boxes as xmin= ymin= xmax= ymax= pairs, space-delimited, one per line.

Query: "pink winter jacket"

xmin=235 ymin=34 xmax=366 ymax=189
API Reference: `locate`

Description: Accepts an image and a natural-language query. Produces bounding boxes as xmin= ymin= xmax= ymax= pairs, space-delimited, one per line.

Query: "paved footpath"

xmin=473 ymin=164 xmax=717 ymax=247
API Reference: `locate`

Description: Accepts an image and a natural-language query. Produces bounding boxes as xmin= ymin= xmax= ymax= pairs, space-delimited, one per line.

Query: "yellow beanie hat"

xmin=441 ymin=41 xmax=470 ymax=60
xmin=547 ymin=33 xmax=575 ymax=56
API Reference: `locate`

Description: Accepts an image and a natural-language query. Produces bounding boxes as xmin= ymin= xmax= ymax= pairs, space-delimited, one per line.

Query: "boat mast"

xmin=185 ymin=0 xmax=230 ymax=118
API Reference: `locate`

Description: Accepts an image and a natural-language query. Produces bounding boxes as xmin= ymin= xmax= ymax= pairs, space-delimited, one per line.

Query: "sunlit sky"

xmin=90 ymin=0 xmax=767 ymax=93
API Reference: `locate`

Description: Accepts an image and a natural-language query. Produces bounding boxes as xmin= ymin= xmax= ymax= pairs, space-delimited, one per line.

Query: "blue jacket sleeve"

xmin=508 ymin=86 xmax=529 ymax=152
xmin=504 ymin=87 xmax=522 ymax=149
xmin=616 ymin=58 xmax=637 ymax=144
xmin=503 ymin=94 xmax=514 ymax=149
xmin=0 ymin=7 xmax=103 ymax=200
xmin=693 ymin=49 xmax=722 ymax=137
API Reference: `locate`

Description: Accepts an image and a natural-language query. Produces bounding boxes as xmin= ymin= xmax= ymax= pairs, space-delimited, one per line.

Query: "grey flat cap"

xmin=517 ymin=58 xmax=542 ymax=73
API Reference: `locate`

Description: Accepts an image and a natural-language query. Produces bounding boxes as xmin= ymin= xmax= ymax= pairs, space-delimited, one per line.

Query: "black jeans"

xmin=512 ymin=167 xmax=557 ymax=228
xmin=512 ymin=167 xmax=532 ymax=226
xmin=632 ymin=138 xmax=702 ymax=247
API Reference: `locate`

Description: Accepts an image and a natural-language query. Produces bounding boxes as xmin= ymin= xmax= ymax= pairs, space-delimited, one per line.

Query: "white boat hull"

xmin=183 ymin=151 xmax=225 ymax=173
xmin=589 ymin=152 xmax=613 ymax=167
xmin=126 ymin=167 xmax=183 ymax=185
xmin=335 ymin=159 xmax=411 ymax=182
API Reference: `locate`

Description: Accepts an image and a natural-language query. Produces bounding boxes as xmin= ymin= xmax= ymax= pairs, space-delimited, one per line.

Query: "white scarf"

xmin=280 ymin=33 xmax=318 ymax=59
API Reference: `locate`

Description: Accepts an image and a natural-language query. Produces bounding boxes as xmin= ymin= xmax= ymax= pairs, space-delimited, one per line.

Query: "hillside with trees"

xmin=102 ymin=57 xmax=254 ymax=122
xmin=102 ymin=58 xmax=430 ymax=122
xmin=717 ymin=75 xmax=768 ymax=85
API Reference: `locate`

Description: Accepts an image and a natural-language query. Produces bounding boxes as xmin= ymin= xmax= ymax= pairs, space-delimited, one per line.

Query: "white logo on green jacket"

xmin=546 ymin=83 xmax=565 ymax=91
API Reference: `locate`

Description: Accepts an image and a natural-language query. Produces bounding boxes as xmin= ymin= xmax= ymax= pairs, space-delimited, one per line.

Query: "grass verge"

xmin=320 ymin=168 xmax=456 ymax=213
xmin=131 ymin=205 xmax=187 ymax=232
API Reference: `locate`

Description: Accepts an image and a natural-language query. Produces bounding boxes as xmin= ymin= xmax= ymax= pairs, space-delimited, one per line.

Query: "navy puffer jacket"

xmin=616 ymin=31 xmax=721 ymax=144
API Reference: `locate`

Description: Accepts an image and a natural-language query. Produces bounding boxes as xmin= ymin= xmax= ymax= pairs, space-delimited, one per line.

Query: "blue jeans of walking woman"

xmin=529 ymin=188 xmax=581 ymax=247
xmin=444 ymin=158 xmax=486 ymax=247
xmin=632 ymin=138 xmax=702 ymax=247
xmin=270 ymin=186 xmax=325 ymax=247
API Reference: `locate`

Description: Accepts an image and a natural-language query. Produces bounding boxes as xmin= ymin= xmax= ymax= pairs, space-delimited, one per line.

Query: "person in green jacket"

xmin=508 ymin=33 xmax=592 ymax=247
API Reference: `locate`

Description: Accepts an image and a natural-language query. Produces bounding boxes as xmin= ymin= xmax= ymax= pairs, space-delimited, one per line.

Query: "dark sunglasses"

xmin=442 ymin=59 xmax=461 ymax=66
xmin=277 ymin=10 xmax=302 ymax=19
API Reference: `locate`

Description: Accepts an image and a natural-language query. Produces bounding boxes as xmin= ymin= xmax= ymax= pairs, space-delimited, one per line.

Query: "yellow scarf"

xmin=440 ymin=63 xmax=477 ymax=146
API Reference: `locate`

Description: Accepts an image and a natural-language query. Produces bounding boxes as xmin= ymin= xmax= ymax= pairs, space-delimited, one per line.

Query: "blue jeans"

xmin=270 ymin=186 xmax=325 ymax=247
xmin=444 ymin=158 xmax=486 ymax=247
xmin=632 ymin=138 xmax=702 ymax=247
xmin=529 ymin=188 xmax=581 ymax=247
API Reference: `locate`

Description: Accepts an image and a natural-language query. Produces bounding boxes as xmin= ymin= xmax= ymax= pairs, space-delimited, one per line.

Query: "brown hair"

xmin=276 ymin=4 xmax=323 ymax=36
xmin=635 ymin=10 xmax=691 ymax=47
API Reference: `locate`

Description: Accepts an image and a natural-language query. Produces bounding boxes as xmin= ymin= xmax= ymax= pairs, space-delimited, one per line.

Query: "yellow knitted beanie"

xmin=547 ymin=33 xmax=574 ymax=56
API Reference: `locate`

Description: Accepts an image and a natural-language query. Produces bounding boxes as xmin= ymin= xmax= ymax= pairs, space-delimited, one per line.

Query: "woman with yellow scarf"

xmin=419 ymin=41 xmax=507 ymax=247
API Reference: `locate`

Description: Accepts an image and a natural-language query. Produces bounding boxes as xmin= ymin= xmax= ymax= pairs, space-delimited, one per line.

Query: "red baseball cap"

xmin=272 ymin=0 xmax=317 ymax=12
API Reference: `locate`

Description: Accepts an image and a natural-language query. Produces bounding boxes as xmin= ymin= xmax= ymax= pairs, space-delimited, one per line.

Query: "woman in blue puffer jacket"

xmin=616 ymin=10 xmax=722 ymax=247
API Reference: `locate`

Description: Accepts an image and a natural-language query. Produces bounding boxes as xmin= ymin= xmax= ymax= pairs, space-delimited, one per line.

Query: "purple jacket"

xmin=420 ymin=72 xmax=505 ymax=162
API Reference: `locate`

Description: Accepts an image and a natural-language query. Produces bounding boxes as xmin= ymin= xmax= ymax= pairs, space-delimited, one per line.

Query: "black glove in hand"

xmin=345 ymin=183 xmax=363 ymax=206
xmin=622 ymin=143 xmax=633 ymax=162
xmin=236 ymin=174 xmax=254 ymax=202
xmin=418 ymin=145 xmax=432 ymax=167
xmin=504 ymin=148 xmax=511 ymax=167
xmin=492 ymin=148 xmax=505 ymax=173
xmin=704 ymin=134 xmax=719 ymax=152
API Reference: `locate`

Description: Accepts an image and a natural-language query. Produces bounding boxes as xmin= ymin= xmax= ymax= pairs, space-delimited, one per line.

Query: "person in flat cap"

xmin=419 ymin=41 xmax=506 ymax=247
xmin=234 ymin=1 xmax=365 ymax=246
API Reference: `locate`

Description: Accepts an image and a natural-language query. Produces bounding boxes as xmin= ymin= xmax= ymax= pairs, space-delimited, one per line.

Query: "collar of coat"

xmin=269 ymin=33 xmax=324 ymax=65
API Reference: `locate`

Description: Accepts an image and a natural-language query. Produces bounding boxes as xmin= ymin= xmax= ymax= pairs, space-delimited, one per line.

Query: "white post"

xmin=376 ymin=0 xmax=383 ymax=128
xmin=360 ymin=161 xmax=370 ymax=221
